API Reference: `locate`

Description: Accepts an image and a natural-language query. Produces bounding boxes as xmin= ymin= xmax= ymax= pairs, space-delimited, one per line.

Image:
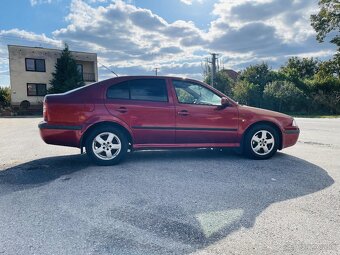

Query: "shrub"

xmin=0 ymin=87 xmax=11 ymax=109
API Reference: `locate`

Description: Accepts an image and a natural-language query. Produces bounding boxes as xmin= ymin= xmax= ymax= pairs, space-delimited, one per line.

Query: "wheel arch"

xmin=80 ymin=121 xmax=133 ymax=150
xmin=241 ymin=121 xmax=283 ymax=150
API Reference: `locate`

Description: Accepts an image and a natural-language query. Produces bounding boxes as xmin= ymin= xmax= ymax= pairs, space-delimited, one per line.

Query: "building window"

xmin=77 ymin=64 xmax=83 ymax=76
xmin=27 ymin=83 xmax=47 ymax=96
xmin=25 ymin=58 xmax=46 ymax=72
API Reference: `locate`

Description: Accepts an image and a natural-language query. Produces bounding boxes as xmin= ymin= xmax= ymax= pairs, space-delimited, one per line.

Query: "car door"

xmin=105 ymin=78 xmax=176 ymax=145
xmin=172 ymin=79 xmax=239 ymax=144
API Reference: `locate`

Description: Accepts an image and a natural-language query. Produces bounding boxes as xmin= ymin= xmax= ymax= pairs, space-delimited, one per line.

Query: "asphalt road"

xmin=0 ymin=117 xmax=339 ymax=255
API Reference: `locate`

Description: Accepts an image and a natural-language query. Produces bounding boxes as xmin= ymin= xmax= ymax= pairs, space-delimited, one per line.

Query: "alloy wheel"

xmin=251 ymin=130 xmax=275 ymax=156
xmin=92 ymin=132 xmax=121 ymax=160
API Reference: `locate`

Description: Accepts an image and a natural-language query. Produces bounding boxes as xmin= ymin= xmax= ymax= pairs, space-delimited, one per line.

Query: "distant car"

xmin=39 ymin=76 xmax=299 ymax=165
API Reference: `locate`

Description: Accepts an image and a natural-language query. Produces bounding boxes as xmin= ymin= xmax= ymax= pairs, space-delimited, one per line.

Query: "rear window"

xmin=107 ymin=79 xmax=168 ymax=102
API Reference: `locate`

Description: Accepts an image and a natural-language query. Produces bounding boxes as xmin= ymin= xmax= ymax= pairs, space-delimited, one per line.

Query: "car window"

xmin=130 ymin=79 xmax=168 ymax=102
xmin=173 ymin=80 xmax=221 ymax=106
xmin=106 ymin=79 xmax=168 ymax=102
xmin=107 ymin=81 xmax=129 ymax=99
xmin=174 ymin=87 xmax=196 ymax=104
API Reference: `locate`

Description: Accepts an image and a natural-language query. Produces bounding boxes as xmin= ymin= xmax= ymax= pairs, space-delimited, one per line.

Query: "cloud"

xmin=210 ymin=0 xmax=317 ymax=42
xmin=53 ymin=0 xmax=206 ymax=76
xmin=0 ymin=29 xmax=62 ymax=48
xmin=30 ymin=0 xmax=53 ymax=6
xmin=1 ymin=0 xmax=336 ymax=86
xmin=87 ymin=0 xmax=107 ymax=3
xmin=99 ymin=61 xmax=203 ymax=81
xmin=210 ymin=22 xmax=279 ymax=53
xmin=207 ymin=0 xmax=335 ymax=64
xmin=158 ymin=46 xmax=183 ymax=55
xmin=179 ymin=0 xmax=203 ymax=5
xmin=0 ymin=47 xmax=9 ymax=87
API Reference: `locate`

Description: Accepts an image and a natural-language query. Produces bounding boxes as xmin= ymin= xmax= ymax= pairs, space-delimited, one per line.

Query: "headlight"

xmin=292 ymin=118 xmax=298 ymax=127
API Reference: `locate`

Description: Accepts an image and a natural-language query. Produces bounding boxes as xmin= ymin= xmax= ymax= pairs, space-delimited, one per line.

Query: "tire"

xmin=85 ymin=126 xmax=128 ymax=165
xmin=244 ymin=124 xmax=279 ymax=160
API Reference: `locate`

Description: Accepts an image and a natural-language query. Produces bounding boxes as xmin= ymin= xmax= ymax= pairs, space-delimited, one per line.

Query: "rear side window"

xmin=107 ymin=79 xmax=168 ymax=102
xmin=130 ymin=79 xmax=167 ymax=102
xmin=107 ymin=81 xmax=129 ymax=99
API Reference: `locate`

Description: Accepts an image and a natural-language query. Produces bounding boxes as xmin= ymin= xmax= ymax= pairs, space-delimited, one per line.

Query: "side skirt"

xmin=133 ymin=143 xmax=240 ymax=150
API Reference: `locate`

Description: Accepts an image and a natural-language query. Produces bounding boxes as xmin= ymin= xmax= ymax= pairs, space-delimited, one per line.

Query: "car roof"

xmin=102 ymin=75 xmax=200 ymax=83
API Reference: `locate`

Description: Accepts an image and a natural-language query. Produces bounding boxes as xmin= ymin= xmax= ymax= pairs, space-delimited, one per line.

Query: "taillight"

xmin=43 ymin=99 xmax=48 ymax=121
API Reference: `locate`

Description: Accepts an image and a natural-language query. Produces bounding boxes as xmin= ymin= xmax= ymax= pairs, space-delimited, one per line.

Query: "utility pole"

xmin=154 ymin=67 xmax=159 ymax=76
xmin=210 ymin=53 xmax=218 ymax=87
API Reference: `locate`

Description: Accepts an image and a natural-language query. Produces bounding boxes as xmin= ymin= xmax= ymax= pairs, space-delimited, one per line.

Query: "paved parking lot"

xmin=0 ymin=117 xmax=339 ymax=254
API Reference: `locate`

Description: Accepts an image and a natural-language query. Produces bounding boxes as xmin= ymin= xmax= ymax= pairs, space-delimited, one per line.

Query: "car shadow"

xmin=0 ymin=150 xmax=334 ymax=254
xmin=0 ymin=154 xmax=91 ymax=191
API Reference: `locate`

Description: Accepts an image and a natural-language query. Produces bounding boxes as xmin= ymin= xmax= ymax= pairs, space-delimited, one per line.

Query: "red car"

xmin=39 ymin=76 xmax=299 ymax=165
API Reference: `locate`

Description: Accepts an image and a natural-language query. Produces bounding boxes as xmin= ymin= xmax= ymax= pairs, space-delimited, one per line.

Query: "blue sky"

xmin=0 ymin=0 xmax=336 ymax=87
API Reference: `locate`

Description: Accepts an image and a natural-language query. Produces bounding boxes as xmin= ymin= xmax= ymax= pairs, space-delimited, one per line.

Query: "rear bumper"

xmin=38 ymin=121 xmax=82 ymax=148
xmin=282 ymin=128 xmax=300 ymax=149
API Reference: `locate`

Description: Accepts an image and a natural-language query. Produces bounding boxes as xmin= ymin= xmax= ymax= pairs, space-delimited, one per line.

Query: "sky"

xmin=0 ymin=0 xmax=337 ymax=87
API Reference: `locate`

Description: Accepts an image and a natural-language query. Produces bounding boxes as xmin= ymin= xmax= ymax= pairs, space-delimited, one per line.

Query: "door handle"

xmin=116 ymin=107 xmax=128 ymax=113
xmin=178 ymin=110 xmax=189 ymax=116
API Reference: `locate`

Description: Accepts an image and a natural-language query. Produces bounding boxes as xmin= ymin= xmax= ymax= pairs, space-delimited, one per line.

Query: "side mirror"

xmin=216 ymin=97 xmax=230 ymax=110
xmin=221 ymin=97 xmax=230 ymax=106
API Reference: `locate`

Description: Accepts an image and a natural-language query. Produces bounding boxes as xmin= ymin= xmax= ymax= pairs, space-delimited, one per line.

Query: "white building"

xmin=8 ymin=45 xmax=98 ymax=110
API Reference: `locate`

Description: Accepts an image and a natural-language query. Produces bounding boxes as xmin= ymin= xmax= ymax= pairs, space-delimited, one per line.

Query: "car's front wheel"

xmin=86 ymin=126 xmax=128 ymax=165
xmin=244 ymin=124 xmax=279 ymax=159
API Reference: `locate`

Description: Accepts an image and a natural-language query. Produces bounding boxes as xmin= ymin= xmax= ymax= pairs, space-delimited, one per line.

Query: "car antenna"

xmin=99 ymin=62 xmax=119 ymax=77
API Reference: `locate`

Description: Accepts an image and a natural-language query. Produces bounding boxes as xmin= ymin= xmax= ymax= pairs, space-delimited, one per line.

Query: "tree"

xmin=280 ymin=57 xmax=319 ymax=80
xmin=199 ymin=56 xmax=339 ymax=114
xmin=204 ymin=70 xmax=234 ymax=96
xmin=238 ymin=63 xmax=273 ymax=90
xmin=237 ymin=63 xmax=274 ymax=106
xmin=232 ymin=80 xmax=260 ymax=106
xmin=280 ymin=57 xmax=319 ymax=92
xmin=309 ymin=87 xmax=340 ymax=114
xmin=307 ymin=66 xmax=340 ymax=114
xmin=310 ymin=1 xmax=340 ymax=114
xmin=0 ymin=87 xmax=11 ymax=109
xmin=315 ymin=55 xmax=340 ymax=80
xmin=48 ymin=44 xmax=84 ymax=94
xmin=263 ymin=81 xmax=305 ymax=112
xmin=311 ymin=0 xmax=340 ymax=47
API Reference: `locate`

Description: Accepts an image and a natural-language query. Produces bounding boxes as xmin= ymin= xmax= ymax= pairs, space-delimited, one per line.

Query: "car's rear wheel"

xmin=86 ymin=126 xmax=128 ymax=165
xmin=244 ymin=124 xmax=279 ymax=159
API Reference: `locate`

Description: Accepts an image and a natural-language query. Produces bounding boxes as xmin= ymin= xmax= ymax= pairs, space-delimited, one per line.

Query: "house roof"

xmin=221 ymin=69 xmax=239 ymax=81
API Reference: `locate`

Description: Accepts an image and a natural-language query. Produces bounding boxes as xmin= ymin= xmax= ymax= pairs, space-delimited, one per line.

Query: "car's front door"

xmin=105 ymin=78 xmax=175 ymax=145
xmin=172 ymin=80 xmax=239 ymax=144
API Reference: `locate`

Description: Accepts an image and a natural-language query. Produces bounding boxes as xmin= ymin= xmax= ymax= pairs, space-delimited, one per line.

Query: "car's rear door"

xmin=105 ymin=78 xmax=176 ymax=145
xmin=171 ymin=79 xmax=239 ymax=144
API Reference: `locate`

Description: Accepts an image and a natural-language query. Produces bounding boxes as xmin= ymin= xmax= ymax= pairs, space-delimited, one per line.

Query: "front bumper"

xmin=282 ymin=128 xmax=300 ymax=149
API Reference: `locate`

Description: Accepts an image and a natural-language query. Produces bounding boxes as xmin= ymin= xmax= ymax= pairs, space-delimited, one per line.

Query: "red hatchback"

xmin=39 ymin=76 xmax=299 ymax=165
